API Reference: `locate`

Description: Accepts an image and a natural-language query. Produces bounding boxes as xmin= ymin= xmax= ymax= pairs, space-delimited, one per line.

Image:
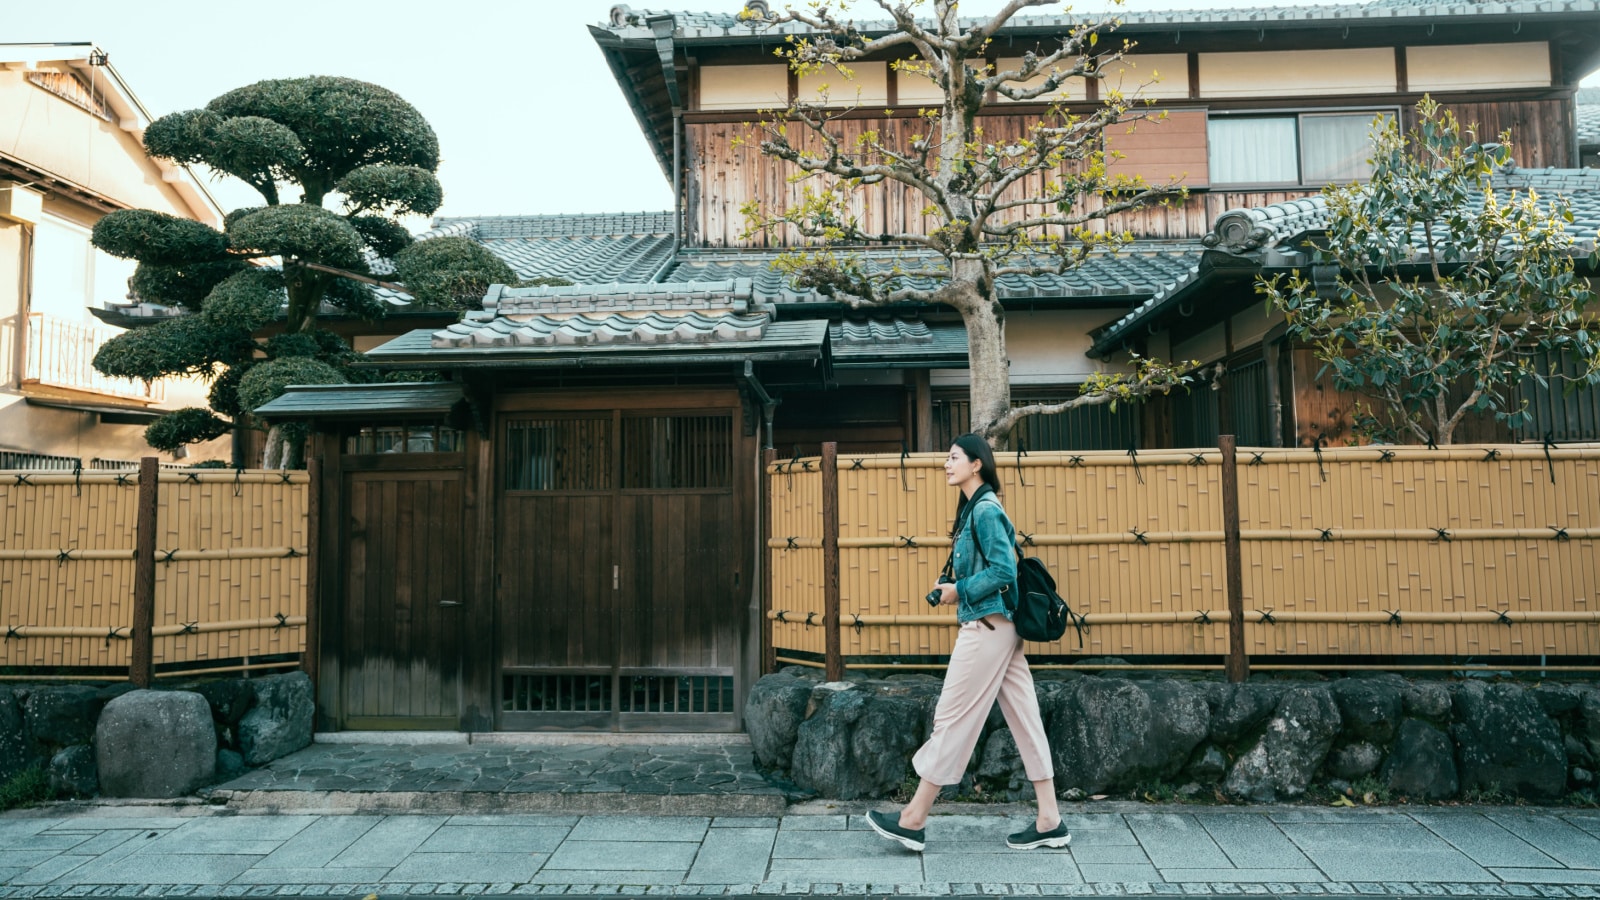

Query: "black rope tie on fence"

xmin=804 ymin=612 xmax=817 ymax=628
xmin=1378 ymin=449 xmax=1396 ymax=463
xmin=4 ymin=625 xmax=19 ymax=641
xmin=179 ymin=622 xmax=198 ymax=636
xmin=1385 ymin=610 xmax=1403 ymax=626
xmin=1495 ymin=610 xmax=1514 ymax=627
xmin=1015 ymin=436 xmax=1028 ymax=487
xmin=1312 ymin=434 xmax=1327 ymax=482
xmin=1432 ymin=527 xmax=1452 ymax=543
xmin=850 ymin=458 xmax=865 ymax=471
xmin=1550 ymin=526 xmax=1570 ymax=542
xmin=1018 ymin=531 xmax=1036 ymax=548
xmin=1258 ymin=609 xmax=1277 ymax=625
xmin=104 ymin=626 xmax=127 ymax=646
xmin=160 ymin=549 xmax=180 ymax=565
xmin=277 ymin=471 xmax=292 ymax=485
xmin=784 ymin=447 xmax=801 ymax=490
xmin=1482 ymin=449 xmax=1502 ymax=462
xmin=851 ymin=614 xmax=865 ymax=635
xmin=283 ymin=547 xmax=301 ymax=558
xmin=1126 ymin=444 xmax=1144 ymax=484
xmin=183 ymin=472 xmax=201 ymax=484
xmin=1194 ymin=610 xmax=1212 ymax=625
xmin=900 ymin=440 xmax=911 ymax=491
xmin=273 ymin=613 xmax=289 ymax=629
xmin=784 ymin=536 xmax=799 ymax=550
xmin=1250 ymin=452 xmax=1266 ymax=466
xmin=1188 ymin=452 xmax=1207 ymax=467
xmin=114 ymin=472 xmax=134 ymax=486
xmin=801 ymin=459 xmax=814 ymax=472
xmin=1543 ymin=432 xmax=1558 ymax=485
xmin=1425 ymin=433 xmax=1439 ymax=451
xmin=55 ymin=549 xmax=72 ymax=566
xmin=234 ymin=467 xmax=245 ymax=497
xmin=1068 ymin=455 xmax=1085 ymax=468
xmin=1318 ymin=528 xmax=1334 ymax=542
xmin=12 ymin=473 xmax=32 ymax=486
xmin=898 ymin=536 xmax=918 ymax=548
xmin=72 ymin=460 xmax=82 ymax=496
xmin=775 ymin=610 xmax=789 ymax=624
xmin=1130 ymin=528 xmax=1149 ymax=545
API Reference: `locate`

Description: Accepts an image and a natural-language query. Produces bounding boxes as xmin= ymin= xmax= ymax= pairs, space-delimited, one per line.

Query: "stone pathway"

xmin=2 ymin=806 xmax=1598 ymax=897
xmin=209 ymin=739 xmax=785 ymax=814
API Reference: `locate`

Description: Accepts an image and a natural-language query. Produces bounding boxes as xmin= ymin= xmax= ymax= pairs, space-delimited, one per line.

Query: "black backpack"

xmin=970 ymin=514 xmax=1085 ymax=646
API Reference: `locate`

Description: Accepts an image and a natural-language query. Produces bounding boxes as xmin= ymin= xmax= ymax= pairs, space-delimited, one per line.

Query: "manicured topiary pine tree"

xmin=91 ymin=76 xmax=514 ymax=465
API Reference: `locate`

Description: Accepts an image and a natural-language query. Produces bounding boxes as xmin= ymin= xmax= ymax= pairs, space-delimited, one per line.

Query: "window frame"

xmin=1205 ymin=105 xmax=1399 ymax=190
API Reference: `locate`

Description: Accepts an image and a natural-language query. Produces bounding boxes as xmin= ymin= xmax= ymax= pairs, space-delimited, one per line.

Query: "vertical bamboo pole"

xmin=762 ymin=448 xmax=777 ymax=676
xmin=130 ymin=457 xmax=158 ymax=687
xmin=303 ymin=456 xmax=322 ymax=696
xmin=1219 ymin=435 xmax=1248 ymax=683
xmin=821 ymin=442 xmax=843 ymax=682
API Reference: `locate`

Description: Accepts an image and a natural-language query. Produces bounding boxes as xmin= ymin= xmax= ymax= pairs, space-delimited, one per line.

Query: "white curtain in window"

xmin=1302 ymin=113 xmax=1389 ymax=186
xmin=31 ymin=216 xmax=91 ymax=320
xmin=1207 ymin=117 xmax=1298 ymax=185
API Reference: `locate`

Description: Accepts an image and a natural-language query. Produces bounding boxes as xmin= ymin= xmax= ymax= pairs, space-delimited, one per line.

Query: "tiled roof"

xmin=662 ymin=246 xmax=1204 ymax=305
xmin=829 ymin=318 xmax=969 ymax=368
xmin=363 ymin=318 xmax=829 ymax=368
xmin=603 ymin=2 xmax=1600 ymax=40
xmin=1580 ymin=102 xmax=1600 ymax=149
xmin=1091 ymin=166 xmax=1600 ymax=356
xmin=484 ymin=279 xmax=751 ymax=315
xmin=254 ymin=382 xmax=464 ymax=418
xmin=432 ymin=310 xmax=770 ymax=349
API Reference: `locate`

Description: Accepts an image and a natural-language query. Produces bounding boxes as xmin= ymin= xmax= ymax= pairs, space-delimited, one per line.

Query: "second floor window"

xmin=32 ymin=214 xmax=137 ymax=321
xmin=1207 ymin=111 xmax=1393 ymax=188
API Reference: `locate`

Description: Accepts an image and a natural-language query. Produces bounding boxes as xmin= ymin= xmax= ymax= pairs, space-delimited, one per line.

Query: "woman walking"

xmin=866 ymin=433 xmax=1069 ymax=853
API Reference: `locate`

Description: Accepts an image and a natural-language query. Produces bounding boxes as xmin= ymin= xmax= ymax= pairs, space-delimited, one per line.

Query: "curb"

xmin=209 ymin=789 xmax=788 ymax=817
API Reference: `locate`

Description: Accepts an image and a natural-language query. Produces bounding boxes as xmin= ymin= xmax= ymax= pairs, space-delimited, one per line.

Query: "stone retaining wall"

xmin=745 ymin=669 xmax=1600 ymax=803
xmin=0 ymin=671 xmax=314 ymax=799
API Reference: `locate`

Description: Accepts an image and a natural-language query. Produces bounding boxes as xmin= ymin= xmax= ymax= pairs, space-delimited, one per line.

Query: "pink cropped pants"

xmin=911 ymin=615 xmax=1055 ymax=786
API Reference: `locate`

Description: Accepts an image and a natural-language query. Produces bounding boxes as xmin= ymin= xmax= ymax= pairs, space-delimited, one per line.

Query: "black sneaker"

xmin=866 ymin=809 xmax=926 ymax=852
xmin=1006 ymin=819 xmax=1071 ymax=850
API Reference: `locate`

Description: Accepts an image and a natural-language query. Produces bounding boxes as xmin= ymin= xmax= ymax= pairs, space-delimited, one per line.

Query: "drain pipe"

xmin=742 ymin=360 xmax=779 ymax=450
xmin=647 ymin=13 xmax=685 ymax=261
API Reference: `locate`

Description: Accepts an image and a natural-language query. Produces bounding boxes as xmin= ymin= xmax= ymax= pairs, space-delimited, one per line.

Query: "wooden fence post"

xmin=821 ymin=442 xmax=844 ymax=682
xmin=302 ymin=457 xmax=321 ymax=695
xmin=130 ymin=457 xmax=158 ymax=688
xmin=1219 ymin=435 xmax=1249 ymax=683
xmin=761 ymin=447 xmax=777 ymax=676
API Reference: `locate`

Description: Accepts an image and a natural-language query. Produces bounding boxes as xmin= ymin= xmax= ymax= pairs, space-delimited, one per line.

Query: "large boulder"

xmin=1451 ymin=682 xmax=1566 ymax=802
xmin=0 ymin=689 xmax=28 ymax=781
xmin=237 ymin=672 xmax=314 ymax=765
xmin=1330 ymin=677 xmax=1403 ymax=744
xmin=1223 ymin=686 xmax=1341 ymax=803
xmin=48 ymin=745 xmax=98 ymax=798
xmin=744 ymin=673 xmax=815 ymax=770
xmin=790 ymin=683 xmax=928 ymax=800
xmin=1401 ymin=681 xmax=1454 ymax=721
xmin=1325 ymin=741 xmax=1383 ymax=781
xmin=22 ymin=685 xmax=101 ymax=754
xmin=976 ymin=727 xmax=1030 ymax=799
xmin=95 ymin=690 xmax=215 ymax=798
xmin=1381 ymin=718 xmax=1458 ymax=800
xmin=1575 ymin=688 xmax=1600 ymax=768
xmin=1207 ymin=682 xmax=1283 ymax=745
xmin=1049 ymin=678 xmax=1209 ymax=794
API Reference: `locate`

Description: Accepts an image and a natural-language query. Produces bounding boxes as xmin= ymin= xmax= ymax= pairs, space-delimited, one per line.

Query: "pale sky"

xmin=8 ymin=0 xmax=1598 ymax=223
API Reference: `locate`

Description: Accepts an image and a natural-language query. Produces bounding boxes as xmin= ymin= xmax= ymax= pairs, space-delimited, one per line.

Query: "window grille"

xmin=503 ymin=417 xmax=612 ymax=491
xmin=621 ymin=414 xmax=733 ymax=489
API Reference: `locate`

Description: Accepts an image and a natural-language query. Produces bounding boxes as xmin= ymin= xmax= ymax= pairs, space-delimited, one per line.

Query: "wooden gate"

xmin=338 ymin=465 xmax=465 ymax=729
xmin=495 ymin=391 xmax=749 ymax=731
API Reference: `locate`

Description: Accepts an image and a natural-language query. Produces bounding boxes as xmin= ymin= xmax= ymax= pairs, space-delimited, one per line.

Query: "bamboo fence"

xmin=0 ymin=462 xmax=312 ymax=680
xmin=766 ymin=441 xmax=1600 ymax=676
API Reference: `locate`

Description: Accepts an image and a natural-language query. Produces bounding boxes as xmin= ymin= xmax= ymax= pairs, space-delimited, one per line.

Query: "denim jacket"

xmin=950 ymin=488 xmax=1018 ymax=624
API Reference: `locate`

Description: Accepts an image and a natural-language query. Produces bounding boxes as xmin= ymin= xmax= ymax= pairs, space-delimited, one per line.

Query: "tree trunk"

xmin=952 ymin=259 xmax=1012 ymax=448
xmin=261 ymin=425 xmax=285 ymax=469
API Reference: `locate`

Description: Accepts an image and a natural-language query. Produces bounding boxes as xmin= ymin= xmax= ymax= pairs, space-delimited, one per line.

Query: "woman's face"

xmin=945 ymin=444 xmax=980 ymax=486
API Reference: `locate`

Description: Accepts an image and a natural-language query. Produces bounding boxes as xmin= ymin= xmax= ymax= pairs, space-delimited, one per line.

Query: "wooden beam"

xmin=129 ymin=457 xmax=158 ymax=688
xmin=1218 ymin=435 xmax=1249 ymax=683
xmin=821 ymin=441 xmax=844 ymax=682
xmin=302 ymin=456 xmax=322 ymax=702
xmin=762 ymin=447 xmax=777 ymax=676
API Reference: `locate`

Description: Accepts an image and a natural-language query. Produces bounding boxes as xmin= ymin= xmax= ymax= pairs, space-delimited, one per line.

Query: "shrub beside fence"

xmin=766 ymin=441 xmax=1600 ymax=676
xmin=0 ymin=460 xmax=312 ymax=681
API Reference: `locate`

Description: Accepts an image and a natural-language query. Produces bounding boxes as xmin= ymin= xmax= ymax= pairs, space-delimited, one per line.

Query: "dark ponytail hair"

xmin=950 ymin=432 xmax=1002 ymax=537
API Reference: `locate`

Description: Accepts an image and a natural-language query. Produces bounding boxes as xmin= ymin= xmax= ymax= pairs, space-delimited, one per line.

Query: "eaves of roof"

xmin=253 ymin=382 xmax=464 ymax=419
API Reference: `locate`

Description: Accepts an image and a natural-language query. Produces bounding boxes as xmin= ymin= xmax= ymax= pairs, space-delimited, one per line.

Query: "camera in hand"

xmin=926 ymin=574 xmax=954 ymax=607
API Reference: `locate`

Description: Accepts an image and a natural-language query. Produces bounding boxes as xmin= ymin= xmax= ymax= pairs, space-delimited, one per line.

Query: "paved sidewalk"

xmin=2 ymin=804 xmax=1598 ymax=898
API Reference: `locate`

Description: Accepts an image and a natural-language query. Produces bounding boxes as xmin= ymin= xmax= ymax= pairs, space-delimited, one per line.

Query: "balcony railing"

xmin=23 ymin=312 xmax=165 ymax=403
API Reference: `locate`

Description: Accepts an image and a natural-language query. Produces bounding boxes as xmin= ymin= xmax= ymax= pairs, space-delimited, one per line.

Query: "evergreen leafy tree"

xmin=92 ymin=76 xmax=515 ymax=464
